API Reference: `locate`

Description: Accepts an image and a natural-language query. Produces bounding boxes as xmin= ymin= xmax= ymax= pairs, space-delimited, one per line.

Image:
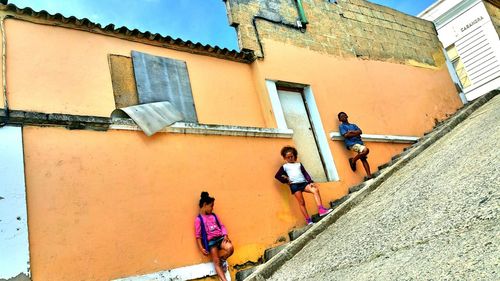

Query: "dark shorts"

xmin=208 ymin=236 xmax=225 ymax=250
xmin=290 ymin=182 xmax=308 ymax=194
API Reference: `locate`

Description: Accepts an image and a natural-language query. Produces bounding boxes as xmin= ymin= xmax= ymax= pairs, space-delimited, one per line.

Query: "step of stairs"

xmin=235 ymin=265 xmax=260 ymax=281
xmin=264 ymin=244 xmax=288 ymax=262
xmin=288 ymin=224 xmax=313 ymax=241
xmin=330 ymin=195 xmax=350 ymax=208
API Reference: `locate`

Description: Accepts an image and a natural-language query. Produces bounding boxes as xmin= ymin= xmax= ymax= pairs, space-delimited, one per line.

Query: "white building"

xmin=419 ymin=0 xmax=500 ymax=101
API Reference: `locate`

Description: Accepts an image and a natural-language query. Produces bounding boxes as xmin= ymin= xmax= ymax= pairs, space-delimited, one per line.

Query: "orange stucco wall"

xmin=22 ymin=126 xmax=291 ymax=280
xmin=5 ymin=19 xmax=265 ymax=127
xmin=257 ymin=40 xmax=461 ymax=136
xmin=23 ymin=127 xmax=407 ymax=281
xmin=4 ymin=15 xmax=463 ymax=281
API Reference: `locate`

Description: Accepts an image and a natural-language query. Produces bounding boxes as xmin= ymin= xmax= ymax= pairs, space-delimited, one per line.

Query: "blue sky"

xmin=7 ymin=0 xmax=436 ymax=50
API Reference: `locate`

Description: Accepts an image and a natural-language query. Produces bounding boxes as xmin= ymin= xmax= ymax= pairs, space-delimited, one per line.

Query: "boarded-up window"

xmin=108 ymin=55 xmax=139 ymax=109
xmin=108 ymin=51 xmax=198 ymax=123
xmin=131 ymin=51 xmax=198 ymax=123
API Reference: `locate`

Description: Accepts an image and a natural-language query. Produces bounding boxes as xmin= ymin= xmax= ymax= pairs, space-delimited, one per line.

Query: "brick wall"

xmin=484 ymin=0 xmax=500 ymax=36
xmin=225 ymin=0 xmax=445 ymax=66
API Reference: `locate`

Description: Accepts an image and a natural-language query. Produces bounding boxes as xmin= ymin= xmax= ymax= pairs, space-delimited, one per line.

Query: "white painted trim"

xmin=330 ymin=132 xmax=419 ymax=143
xmin=266 ymin=80 xmax=288 ymax=129
xmin=465 ymin=79 xmax=500 ymax=101
xmin=303 ymin=87 xmax=339 ymax=181
xmin=110 ymin=120 xmax=293 ymax=138
xmin=442 ymin=46 xmax=467 ymax=104
xmin=112 ymin=262 xmax=230 ymax=281
xmin=439 ymin=0 xmax=482 ymax=27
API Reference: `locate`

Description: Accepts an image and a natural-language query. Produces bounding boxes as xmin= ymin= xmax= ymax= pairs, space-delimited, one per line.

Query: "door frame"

xmin=266 ymin=80 xmax=339 ymax=181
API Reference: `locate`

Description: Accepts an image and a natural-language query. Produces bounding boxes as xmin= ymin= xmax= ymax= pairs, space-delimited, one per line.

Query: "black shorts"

xmin=290 ymin=182 xmax=308 ymax=194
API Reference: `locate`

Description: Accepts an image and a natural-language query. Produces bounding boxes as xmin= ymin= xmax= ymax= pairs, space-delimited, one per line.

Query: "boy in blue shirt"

xmin=337 ymin=112 xmax=372 ymax=178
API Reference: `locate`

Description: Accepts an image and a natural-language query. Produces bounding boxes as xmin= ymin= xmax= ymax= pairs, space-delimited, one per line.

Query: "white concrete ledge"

xmin=110 ymin=119 xmax=294 ymax=138
xmin=330 ymin=132 xmax=419 ymax=144
xmin=112 ymin=262 xmax=231 ymax=281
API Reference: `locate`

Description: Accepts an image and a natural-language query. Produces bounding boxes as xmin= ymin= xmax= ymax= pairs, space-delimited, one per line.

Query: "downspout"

xmin=0 ymin=15 xmax=9 ymax=127
xmin=296 ymin=0 xmax=308 ymax=25
xmin=252 ymin=16 xmax=304 ymax=59
xmin=252 ymin=1 xmax=309 ymax=59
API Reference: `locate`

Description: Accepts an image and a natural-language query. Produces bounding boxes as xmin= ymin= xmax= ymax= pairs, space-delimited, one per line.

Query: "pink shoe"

xmin=319 ymin=207 xmax=333 ymax=217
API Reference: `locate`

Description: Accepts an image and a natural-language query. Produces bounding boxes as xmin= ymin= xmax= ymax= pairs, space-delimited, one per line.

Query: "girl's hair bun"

xmin=199 ymin=191 xmax=215 ymax=208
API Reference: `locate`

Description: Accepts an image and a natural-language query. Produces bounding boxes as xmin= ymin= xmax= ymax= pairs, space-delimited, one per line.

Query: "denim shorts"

xmin=290 ymin=182 xmax=308 ymax=194
xmin=208 ymin=236 xmax=225 ymax=250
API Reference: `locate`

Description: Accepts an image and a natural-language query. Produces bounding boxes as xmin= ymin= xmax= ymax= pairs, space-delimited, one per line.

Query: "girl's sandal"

xmin=220 ymin=260 xmax=228 ymax=272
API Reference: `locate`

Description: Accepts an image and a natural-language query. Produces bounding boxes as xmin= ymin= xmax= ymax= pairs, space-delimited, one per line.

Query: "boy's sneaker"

xmin=306 ymin=218 xmax=314 ymax=225
xmin=349 ymin=158 xmax=357 ymax=171
xmin=319 ymin=207 xmax=333 ymax=217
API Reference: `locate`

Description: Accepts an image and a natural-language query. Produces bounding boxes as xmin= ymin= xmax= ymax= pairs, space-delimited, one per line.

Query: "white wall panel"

xmin=0 ymin=126 xmax=30 ymax=279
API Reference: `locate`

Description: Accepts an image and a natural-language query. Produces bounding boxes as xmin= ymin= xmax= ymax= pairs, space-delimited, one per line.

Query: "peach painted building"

xmin=0 ymin=0 xmax=462 ymax=280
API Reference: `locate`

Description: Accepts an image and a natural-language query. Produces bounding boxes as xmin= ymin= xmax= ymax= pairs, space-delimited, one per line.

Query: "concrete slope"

xmin=263 ymin=95 xmax=500 ymax=281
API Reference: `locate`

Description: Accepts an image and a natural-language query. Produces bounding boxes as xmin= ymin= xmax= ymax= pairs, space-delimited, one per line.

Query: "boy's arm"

xmin=343 ymin=130 xmax=362 ymax=137
xmin=343 ymin=124 xmax=362 ymax=137
xmin=339 ymin=124 xmax=348 ymax=137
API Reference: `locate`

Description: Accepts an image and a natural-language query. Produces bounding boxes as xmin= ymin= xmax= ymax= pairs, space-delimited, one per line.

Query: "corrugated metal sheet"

xmin=132 ymin=51 xmax=198 ymax=123
xmin=117 ymin=101 xmax=183 ymax=136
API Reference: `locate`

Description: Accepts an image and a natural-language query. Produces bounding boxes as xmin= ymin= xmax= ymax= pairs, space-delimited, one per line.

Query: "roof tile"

xmin=0 ymin=1 xmax=255 ymax=63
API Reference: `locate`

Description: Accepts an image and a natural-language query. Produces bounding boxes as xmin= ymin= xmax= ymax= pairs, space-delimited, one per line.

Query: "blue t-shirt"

xmin=339 ymin=123 xmax=364 ymax=149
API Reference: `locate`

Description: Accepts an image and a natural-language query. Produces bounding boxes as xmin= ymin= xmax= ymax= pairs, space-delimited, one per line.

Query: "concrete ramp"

xmin=245 ymin=92 xmax=499 ymax=281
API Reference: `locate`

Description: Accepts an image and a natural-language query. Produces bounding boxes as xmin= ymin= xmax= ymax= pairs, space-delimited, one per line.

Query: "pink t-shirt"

xmin=194 ymin=214 xmax=228 ymax=241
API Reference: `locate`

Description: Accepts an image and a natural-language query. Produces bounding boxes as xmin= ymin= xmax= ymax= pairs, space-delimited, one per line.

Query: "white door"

xmin=278 ymin=90 xmax=327 ymax=182
xmin=0 ymin=126 xmax=30 ymax=279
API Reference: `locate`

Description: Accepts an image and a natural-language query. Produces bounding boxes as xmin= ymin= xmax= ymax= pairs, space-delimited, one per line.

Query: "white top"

xmin=283 ymin=163 xmax=306 ymax=184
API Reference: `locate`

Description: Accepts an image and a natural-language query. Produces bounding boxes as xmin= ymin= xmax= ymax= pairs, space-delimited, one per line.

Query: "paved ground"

xmin=267 ymin=95 xmax=500 ymax=281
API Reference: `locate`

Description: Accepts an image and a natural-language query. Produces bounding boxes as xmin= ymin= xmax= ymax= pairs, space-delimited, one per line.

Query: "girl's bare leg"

xmin=218 ymin=240 xmax=234 ymax=261
xmin=293 ymin=191 xmax=310 ymax=219
xmin=304 ymin=184 xmax=323 ymax=207
xmin=210 ymin=247 xmax=227 ymax=281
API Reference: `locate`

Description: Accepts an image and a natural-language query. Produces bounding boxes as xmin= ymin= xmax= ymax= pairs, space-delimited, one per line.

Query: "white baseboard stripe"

xmin=110 ymin=119 xmax=294 ymax=139
xmin=330 ymin=132 xmax=419 ymax=143
xmin=112 ymin=262 xmax=231 ymax=281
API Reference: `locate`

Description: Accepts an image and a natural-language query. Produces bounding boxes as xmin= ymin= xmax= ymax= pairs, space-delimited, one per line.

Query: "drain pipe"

xmin=252 ymin=15 xmax=304 ymax=59
xmin=296 ymin=0 xmax=308 ymax=25
xmin=0 ymin=15 xmax=9 ymax=127
xmin=249 ymin=1 xmax=310 ymax=59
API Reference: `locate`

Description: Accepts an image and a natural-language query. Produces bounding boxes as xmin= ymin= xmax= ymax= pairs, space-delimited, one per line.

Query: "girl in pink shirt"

xmin=194 ymin=192 xmax=233 ymax=281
